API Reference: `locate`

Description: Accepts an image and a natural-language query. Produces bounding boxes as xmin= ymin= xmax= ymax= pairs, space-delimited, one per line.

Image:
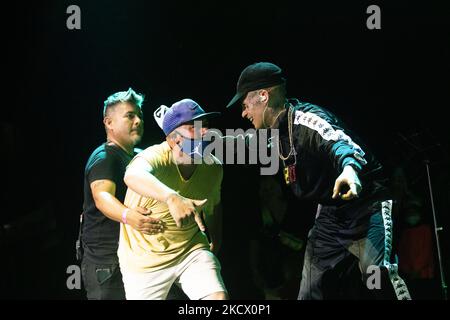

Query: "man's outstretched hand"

xmin=332 ymin=165 xmax=362 ymax=200
xmin=166 ymin=194 xmax=207 ymax=231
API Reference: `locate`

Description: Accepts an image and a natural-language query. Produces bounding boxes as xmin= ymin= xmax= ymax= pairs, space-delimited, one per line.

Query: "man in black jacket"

xmin=226 ymin=62 xmax=411 ymax=300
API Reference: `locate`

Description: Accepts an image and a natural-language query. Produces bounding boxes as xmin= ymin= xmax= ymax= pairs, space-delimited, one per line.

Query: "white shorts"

xmin=121 ymin=249 xmax=227 ymax=300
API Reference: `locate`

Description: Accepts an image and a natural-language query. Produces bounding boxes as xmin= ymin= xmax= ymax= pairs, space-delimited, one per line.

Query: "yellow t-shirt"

xmin=118 ymin=142 xmax=223 ymax=272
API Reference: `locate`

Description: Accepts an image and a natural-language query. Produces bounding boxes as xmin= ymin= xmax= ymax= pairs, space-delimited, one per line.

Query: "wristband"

xmin=122 ymin=208 xmax=129 ymax=224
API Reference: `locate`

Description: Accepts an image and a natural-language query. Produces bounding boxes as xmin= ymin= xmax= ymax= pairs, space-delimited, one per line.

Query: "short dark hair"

xmin=267 ymin=84 xmax=287 ymax=110
xmin=103 ymin=88 xmax=144 ymax=117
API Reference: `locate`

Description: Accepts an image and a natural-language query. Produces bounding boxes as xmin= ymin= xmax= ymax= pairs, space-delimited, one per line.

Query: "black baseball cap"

xmin=226 ymin=62 xmax=286 ymax=108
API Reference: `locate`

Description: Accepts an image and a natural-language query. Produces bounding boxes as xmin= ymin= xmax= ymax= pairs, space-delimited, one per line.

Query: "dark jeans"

xmin=298 ymin=200 xmax=411 ymax=300
xmin=81 ymin=257 xmax=126 ymax=300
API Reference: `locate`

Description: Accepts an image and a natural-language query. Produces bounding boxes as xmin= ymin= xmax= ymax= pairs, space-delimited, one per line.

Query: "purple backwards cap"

xmin=162 ymin=98 xmax=220 ymax=136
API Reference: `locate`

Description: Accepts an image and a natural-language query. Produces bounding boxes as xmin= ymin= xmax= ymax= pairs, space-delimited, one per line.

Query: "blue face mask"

xmin=179 ymin=138 xmax=211 ymax=159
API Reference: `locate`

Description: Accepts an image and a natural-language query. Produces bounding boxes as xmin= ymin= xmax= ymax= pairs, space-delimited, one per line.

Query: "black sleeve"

xmin=296 ymin=107 xmax=368 ymax=173
xmin=87 ymin=151 xmax=123 ymax=185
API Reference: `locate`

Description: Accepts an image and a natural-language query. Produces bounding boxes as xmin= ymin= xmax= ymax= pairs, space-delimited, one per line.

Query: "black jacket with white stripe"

xmin=276 ymin=99 xmax=389 ymax=207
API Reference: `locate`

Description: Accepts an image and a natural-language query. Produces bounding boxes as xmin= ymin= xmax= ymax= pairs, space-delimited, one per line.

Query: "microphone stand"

xmin=424 ymin=159 xmax=448 ymax=300
xmin=397 ymin=132 xmax=448 ymax=300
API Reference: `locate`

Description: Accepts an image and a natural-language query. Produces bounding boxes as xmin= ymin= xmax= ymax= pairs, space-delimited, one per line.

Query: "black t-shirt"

xmin=81 ymin=143 xmax=135 ymax=264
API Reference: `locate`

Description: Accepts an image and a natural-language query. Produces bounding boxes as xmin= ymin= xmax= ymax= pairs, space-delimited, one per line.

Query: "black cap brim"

xmin=225 ymin=92 xmax=244 ymax=108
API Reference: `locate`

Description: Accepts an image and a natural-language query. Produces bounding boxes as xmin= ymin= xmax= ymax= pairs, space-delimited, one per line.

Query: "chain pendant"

xmin=284 ymin=167 xmax=290 ymax=185
xmin=283 ymin=164 xmax=297 ymax=185
xmin=288 ymin=164 xmax=297 ymax=183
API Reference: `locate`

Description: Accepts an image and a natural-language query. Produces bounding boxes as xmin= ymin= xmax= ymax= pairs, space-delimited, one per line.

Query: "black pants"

xmin=298 ymin=200 xmax=411 ymax=300
xmin=81 ymin=257 xmax=126 ymax=300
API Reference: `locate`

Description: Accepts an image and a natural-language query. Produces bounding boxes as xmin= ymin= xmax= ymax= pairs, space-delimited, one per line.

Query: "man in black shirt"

xmin=226 ymin=62 xmax=411 ymax=300
xmin=81 ymin=88 xmax=163 ymax=300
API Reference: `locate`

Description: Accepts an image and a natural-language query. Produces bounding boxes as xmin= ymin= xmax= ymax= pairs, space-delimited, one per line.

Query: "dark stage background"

xmin=1 ymin=0 xmax=449 ymax=300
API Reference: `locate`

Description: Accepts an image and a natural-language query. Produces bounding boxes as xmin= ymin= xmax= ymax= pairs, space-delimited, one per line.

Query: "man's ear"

xmin=103 ymin=116 xmax=113 ymax=129
xmin=259 ymin=89 xmax=269 ymax=103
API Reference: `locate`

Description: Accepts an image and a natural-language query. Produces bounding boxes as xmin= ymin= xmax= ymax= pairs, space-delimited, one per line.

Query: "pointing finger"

xmin=193 ymin=211 xmax=206 ymax=232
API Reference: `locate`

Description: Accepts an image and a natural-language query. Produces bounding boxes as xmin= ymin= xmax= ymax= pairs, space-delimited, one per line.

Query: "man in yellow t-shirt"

xmin=118 ymin=98 xmax=228 ymax=300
